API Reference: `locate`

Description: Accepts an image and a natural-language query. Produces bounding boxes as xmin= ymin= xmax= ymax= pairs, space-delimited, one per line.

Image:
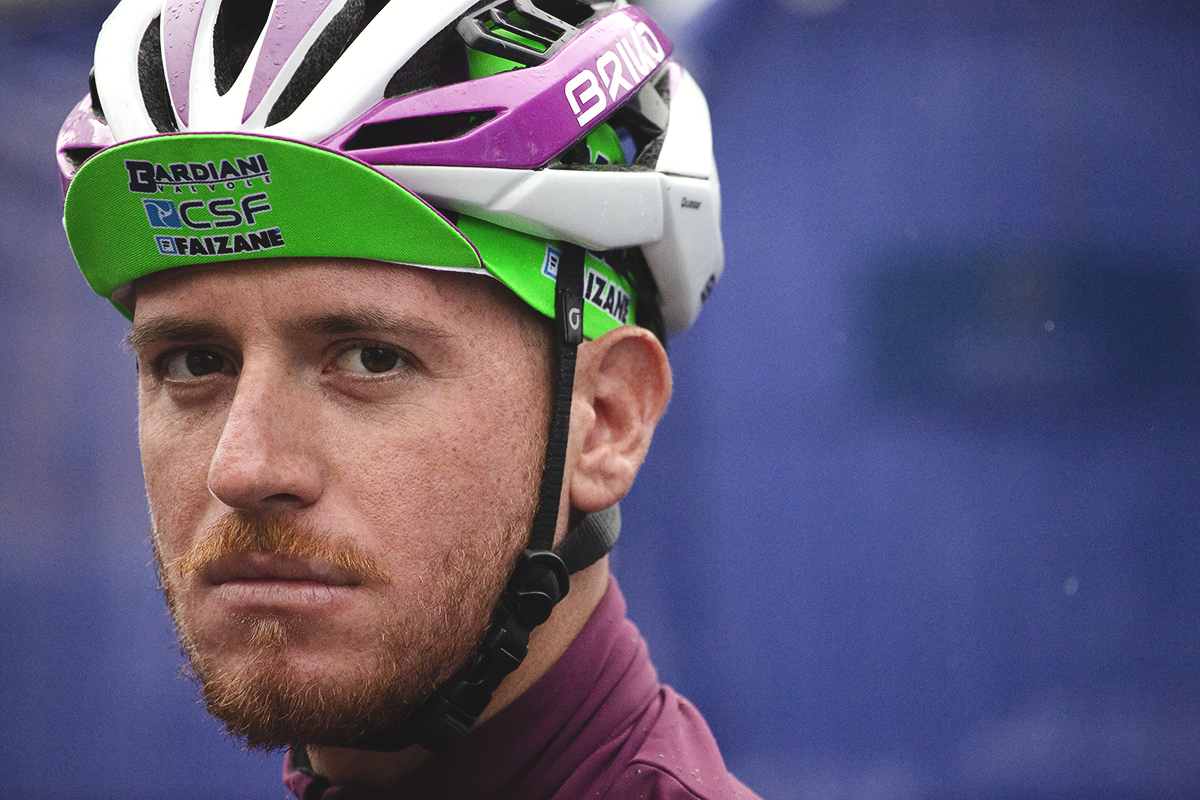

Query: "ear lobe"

xmin=569 ymin=326 xmax=672 ymax=514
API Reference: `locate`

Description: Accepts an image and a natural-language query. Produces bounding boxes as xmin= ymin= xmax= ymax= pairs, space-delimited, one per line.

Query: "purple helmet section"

xmin=243 ymin=0 xmax=339 ymax=122
xmin=162 ymin=0 xmax=204 ymax=127
xmin=54 ymin=5 xmax=675 ymax=191
xmin=320 ymin=7 xmax=673 ymax=169
xmin=55 ymin=95 xmax=116 ymax=197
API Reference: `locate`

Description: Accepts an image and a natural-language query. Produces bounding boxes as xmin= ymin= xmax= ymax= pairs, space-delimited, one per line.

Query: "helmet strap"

xmin=345 ymin=243 xmax=587 ymax=754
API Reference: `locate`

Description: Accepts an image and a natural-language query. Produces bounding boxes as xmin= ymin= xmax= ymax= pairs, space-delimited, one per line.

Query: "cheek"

xmin=337 ymin=382 xmax=547 ymax=563
xmin=139 ymin=395 xmax=224 ymax=560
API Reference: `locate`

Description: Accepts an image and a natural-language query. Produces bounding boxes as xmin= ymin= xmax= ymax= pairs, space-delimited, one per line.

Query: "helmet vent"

xmin=457 ymin=0 xmax=589 ymax=67
xmin=213 ymin=0 xmax=273 ymax=97
xmin=266 ymin=0 xmax=386 ymax=126
xmin=534 ymin=0 xmax=595 ymax=27
xmin=88 ymin=69 xmax=106 ymax=124
xmin=63 ymin=147 xmax=103 ymax=174
xmin=360 ymin=0 xmax=392 ymax=27
xmin=342 ymin=111 xmax=498 ymax=151
xmin=383 ymin=24 xmax=466 ymax=99
xmin=137 ymin=16 xmax=179 ymax=133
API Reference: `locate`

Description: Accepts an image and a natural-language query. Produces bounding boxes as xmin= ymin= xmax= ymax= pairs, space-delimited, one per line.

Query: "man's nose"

xmin=206 ymin=366 xmax=323 ymax=512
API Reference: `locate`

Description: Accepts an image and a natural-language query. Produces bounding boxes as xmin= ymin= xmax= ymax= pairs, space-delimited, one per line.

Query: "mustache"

xmin=168 ymin=513 xmax=390 ymax=584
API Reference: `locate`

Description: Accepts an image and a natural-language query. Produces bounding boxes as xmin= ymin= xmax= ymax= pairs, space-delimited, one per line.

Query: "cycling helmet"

xmin=57 ymin=0 xmax=723 ymax=753
xmin=57 ymin=0 xmax=722 ymax=338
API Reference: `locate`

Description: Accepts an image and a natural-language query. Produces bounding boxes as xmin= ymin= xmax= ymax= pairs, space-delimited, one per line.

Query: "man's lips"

xmin=203 ymin=552 xmax=363 ymax=587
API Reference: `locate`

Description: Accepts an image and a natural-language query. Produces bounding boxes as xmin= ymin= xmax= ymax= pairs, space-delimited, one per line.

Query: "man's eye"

xmin=335 ymin=346 xmax=404 ymax=375
xmin=162 ymin=349 xmax=231 ymax=380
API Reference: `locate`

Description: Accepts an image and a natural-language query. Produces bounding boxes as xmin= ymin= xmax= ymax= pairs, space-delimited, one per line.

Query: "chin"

xmin=179 ymin=606 xmax=477 ymax=750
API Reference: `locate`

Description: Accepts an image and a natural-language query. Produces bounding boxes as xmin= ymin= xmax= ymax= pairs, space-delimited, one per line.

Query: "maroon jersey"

xmin=285 ymin=577 xmax=759 ymax=800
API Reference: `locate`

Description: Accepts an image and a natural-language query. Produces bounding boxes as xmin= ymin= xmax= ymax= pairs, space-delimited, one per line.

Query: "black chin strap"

xmin=555 ymin=502 xmax=620 ymax=573
xmin=347 ymin=244 xmax=600 ymax=754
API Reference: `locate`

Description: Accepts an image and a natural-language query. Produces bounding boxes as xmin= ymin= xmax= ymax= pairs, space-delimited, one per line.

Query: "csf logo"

xmin=142 ymin=194 xmax=272 ymax=230
xmin=565 ymin=22 xmax=666 ymax=127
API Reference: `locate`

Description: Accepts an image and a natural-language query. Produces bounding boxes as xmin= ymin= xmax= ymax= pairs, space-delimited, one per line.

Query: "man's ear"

xmin=568 ymin=325 xmax=672 ymax=514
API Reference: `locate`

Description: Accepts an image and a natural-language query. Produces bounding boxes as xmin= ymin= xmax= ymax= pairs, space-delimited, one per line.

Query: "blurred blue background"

xmin=3 ymin=0 xmax=1199 ymax=797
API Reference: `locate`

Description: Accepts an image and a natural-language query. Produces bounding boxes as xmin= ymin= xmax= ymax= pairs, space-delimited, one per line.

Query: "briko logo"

xmin=125 ymin=154 xmax=270 ymax=194
xmin=565 ymin=22 xmax=666 ymax=127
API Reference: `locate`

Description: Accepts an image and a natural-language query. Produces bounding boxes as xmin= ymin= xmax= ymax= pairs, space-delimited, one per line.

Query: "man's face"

xmin=130 ymin=257 xmax=552 ymax=749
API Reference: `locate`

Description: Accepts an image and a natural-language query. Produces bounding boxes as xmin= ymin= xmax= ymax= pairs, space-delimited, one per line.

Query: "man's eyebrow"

xmin=291 ymin=310 xmax=453 ymax=341
xmin=124 ymin=310 xmax=453 ymax=351
xmin=125 ymin=318 xmax=229 ymax=352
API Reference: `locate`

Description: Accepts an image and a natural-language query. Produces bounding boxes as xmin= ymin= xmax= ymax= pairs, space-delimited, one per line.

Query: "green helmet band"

xmin=63 ymin=133 xmax=638 ymax=339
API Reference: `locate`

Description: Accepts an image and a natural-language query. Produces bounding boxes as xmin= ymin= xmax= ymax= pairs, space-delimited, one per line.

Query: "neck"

xmin=305 ymin=557 xmax=610 ymax=790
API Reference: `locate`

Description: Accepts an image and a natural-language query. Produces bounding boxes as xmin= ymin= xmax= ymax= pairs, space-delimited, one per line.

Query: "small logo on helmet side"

xmin=542 ymin=246 xmax=561 ymax=280
xmin=584 ymin=268 xmax=631 ymax=325
xmin=542 ymin=245 xmax=631 ymax=326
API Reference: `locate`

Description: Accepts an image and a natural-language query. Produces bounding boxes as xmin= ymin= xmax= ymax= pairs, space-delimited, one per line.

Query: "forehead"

xmin=130 ymin=257 xmax=530 ymax=338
